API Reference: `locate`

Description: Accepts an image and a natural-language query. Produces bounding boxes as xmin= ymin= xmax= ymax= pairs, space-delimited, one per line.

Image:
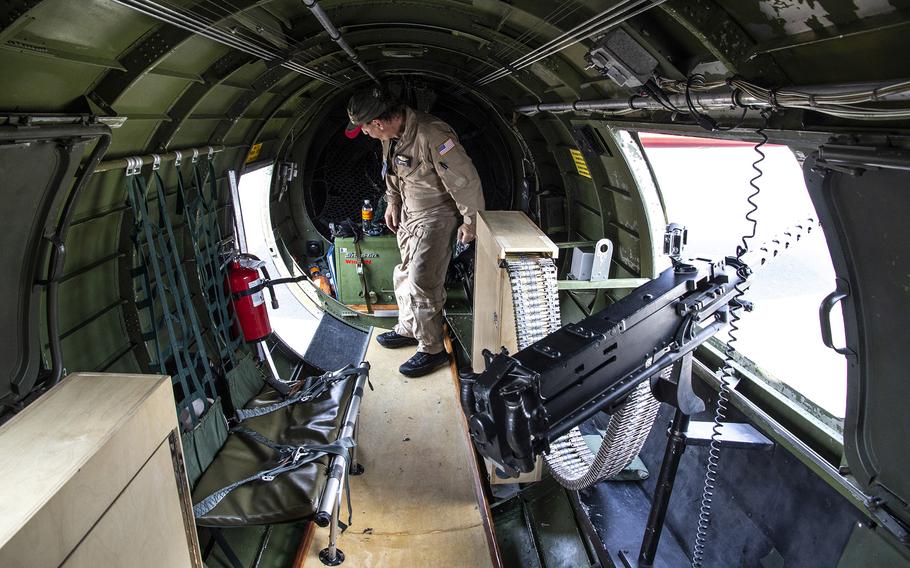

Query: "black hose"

xmin=458 ymin=371 xmax=477 ymax=418
xmin=260 ymin=266 xmax=280 ymax=309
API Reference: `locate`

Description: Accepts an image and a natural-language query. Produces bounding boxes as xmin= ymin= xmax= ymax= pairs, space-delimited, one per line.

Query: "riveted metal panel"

xmin=0 ymin=50 xmax=104 ymax=110
xmin=16 ymin=0 xmax=149 ymax=56
xmin=104 ymin=119 xmax=160 ymax=156
xmin=154 ymin=35 xmax=232 ymax=76
xmin=60 ymin=217 xmax=122 ymax=276
xmin=114 ymin=74 xmax=194 ymax=116
xmin=60 ymin=308 xmax=130 ymax=371
xmin=167 ymin=119 xmax=222 ymax=149
xmin=147 ymin=51 xmax=253 ymax=150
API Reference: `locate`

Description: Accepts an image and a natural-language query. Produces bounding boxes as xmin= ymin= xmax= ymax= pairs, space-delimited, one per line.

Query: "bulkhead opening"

xmin=292 ymin=77 xmax=523 ymax=239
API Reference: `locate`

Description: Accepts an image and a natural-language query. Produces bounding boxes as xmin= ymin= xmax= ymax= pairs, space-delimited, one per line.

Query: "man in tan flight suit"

xmin=346 ymin=90 xmax=484 ymax=377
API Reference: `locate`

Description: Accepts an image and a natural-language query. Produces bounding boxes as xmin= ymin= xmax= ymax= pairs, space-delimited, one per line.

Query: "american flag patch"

xmin=437 ymin=138 xmax=455 ymax=155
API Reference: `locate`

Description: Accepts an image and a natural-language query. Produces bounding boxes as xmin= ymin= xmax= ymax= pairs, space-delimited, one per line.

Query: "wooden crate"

xmin=0 ymin=373 xmax=201 ymax=568
xmin=471 ymin=211 xmax=559 ymax=373
xmin=471 ymin=212 xmax=558 ymax=484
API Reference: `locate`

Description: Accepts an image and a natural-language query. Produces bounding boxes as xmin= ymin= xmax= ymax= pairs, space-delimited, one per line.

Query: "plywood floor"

xmin=303 ymin=332 xmax=495 ymax=568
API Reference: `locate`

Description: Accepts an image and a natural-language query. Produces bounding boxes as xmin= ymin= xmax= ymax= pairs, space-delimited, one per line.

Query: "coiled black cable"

xmin=691 ymin=111 xmax=771 ymax=567
xmin=740 ymin=110 xmax=770 ymax=256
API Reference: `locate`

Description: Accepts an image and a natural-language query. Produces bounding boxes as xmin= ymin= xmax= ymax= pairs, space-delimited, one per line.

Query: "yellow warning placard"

xmin=245 ymin=142 xmax=263 ymax=163
xmin=569 ymin=148 xmax=591 ymax=178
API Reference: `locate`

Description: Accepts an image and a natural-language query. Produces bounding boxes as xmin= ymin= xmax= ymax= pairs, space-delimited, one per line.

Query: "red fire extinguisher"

xmin=226 ymin=254 xmax=278 ymax=342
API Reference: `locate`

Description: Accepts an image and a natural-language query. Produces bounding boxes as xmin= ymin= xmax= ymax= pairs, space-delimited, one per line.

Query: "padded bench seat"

xmin=193 ymin=375 xmax=355 ymax=527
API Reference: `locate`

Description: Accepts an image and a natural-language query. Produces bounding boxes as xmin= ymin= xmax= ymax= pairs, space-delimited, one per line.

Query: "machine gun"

xmin=461 ymin=224 xmax=755 ymax=474
xmin=460 ymin=221 xmax=816 ymax=565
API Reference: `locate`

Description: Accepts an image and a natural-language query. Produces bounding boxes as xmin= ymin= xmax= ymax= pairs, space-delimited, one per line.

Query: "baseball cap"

xmin=345 ymin=90 xmax=389 ymax=138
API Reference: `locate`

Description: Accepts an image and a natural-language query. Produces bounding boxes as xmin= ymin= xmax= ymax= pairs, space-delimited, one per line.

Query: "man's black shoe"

xmin=376 ymin=331 xmax=419 ymax=349
xmin=399 ymin=351 xmax=450 ymax=377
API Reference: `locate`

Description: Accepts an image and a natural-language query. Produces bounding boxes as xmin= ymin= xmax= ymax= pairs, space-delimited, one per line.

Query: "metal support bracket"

xmin=352 ymin=239 xmax=373 ymax=314
xmin=590 ymin=238 xmax=614 ymax=281
xmin=684 ymin=421 xmax=774 ymax=450
xmin=125 ymin=156 xmax=142 ymax=176
xmin=650 ymin=352 xmax=705 ymax=416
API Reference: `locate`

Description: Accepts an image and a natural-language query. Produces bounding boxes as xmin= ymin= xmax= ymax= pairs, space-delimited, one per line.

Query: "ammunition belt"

xmin=504 ymin=254 xmax=660 ymax=490
xmin=504 ymin=254 xmax=561 ymax=347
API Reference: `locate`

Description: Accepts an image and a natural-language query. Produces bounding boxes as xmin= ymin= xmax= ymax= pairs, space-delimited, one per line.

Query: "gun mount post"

xmin=637 ymin=405 xmax=692 ymax=567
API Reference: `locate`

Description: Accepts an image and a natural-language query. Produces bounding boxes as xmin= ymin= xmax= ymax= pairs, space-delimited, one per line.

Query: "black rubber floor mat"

xmin=303 ymin=314 xmax=370 ymax=372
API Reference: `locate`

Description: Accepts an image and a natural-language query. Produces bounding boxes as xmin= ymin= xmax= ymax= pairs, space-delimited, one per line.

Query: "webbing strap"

xmin=126 ymin=173 xmax=218 ymax=426
xmin=192 ymin=427 xmax=355 ymax=519
xmin=182 ymin=161 xmax=240 ymax=369
xmin=150 ymin=171 xmax=218 ymax=403
xmin=230 ymin=427 xmax=357 ymax=528
xmin=179 ymin=168 xmax=236 ymax=368
xmin=235 ymin=365 xmax=359 ymax=422
xmin=205 ymin=162 xmax=242 ymax=357
xmin=127 ymin=176 xmax=201 ymax=411
xmin=202 ymin=161 xmax=237 ymax=348
xmin=129 ymin=227 xmax=165 ymax=373
xmin=209 ymin=529 xmax=243 ymax=568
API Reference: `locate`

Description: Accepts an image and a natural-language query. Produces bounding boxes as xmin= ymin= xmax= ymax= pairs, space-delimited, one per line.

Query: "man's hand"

xmin=384 ymin=202 xmax=400 ymax=232
xmin=457 ymin=223 xmax=476 ymax=244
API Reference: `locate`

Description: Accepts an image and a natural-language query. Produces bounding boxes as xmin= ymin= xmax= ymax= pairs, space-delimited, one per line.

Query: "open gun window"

xmin=641 ymin=132 xmax=847 ymax=421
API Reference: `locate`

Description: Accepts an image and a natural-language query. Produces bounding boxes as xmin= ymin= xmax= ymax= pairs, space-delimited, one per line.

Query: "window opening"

xmin=639 ymin=132 xmax=847 ymax=420
xmin=237 ymin=166 xmax=320 ymax=356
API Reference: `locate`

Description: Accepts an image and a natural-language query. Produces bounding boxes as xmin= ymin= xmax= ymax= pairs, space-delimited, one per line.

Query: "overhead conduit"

xmin=475 ymin=0 xmax=668 ymax=86
xmin=514 ymin=78 xmax=910 ymax=121
xmin=113 ymin=0 xmax=383 ymax=88
xmin=302 ymin=0 xmax=381 ymax=86
xmin=111 ymin=0 xmax=343 ymax=86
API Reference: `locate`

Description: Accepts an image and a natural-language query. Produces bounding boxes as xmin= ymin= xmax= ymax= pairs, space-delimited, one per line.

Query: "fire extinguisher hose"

xmin=232 ymin=272 xmax=309 ymax=308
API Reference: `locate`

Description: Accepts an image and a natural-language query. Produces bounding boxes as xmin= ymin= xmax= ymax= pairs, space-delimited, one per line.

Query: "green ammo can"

xmin=332 ymin=235 xmax=402 ymax=306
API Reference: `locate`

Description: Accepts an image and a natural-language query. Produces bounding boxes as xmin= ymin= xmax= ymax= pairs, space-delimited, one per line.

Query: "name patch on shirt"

xmin=437 ymin=138 xmax=455 ymax=156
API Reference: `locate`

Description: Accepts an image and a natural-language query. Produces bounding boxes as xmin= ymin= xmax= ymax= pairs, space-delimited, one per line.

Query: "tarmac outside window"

xmin=638 ymin=132 xmax=847 ymax=423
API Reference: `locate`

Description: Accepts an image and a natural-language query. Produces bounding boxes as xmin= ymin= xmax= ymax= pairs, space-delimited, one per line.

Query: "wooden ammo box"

xmin=0 ymin=373 xmax=201 ymax=567
xmin=471 ymin=211 xmax=558 ymax=484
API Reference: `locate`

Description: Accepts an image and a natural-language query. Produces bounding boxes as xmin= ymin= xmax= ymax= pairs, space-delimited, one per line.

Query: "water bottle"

xmin=361 ymin=199 xmax=374 ymax=232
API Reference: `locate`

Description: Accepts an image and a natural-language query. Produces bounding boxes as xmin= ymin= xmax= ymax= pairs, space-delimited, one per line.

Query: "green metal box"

xmin=333 ymin=235 xmax=402 ymax=306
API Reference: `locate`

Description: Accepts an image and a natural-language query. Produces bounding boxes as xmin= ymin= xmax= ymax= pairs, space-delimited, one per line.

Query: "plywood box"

xmin=0 ymin=373 xmax=201 ymax=568
xmin=471 ymin=211 xmax=558 ymax=373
